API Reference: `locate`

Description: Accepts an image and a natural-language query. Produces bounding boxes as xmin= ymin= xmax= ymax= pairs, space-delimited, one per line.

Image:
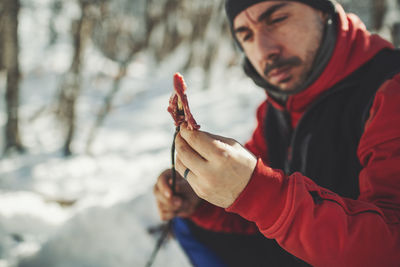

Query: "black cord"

xmin=145 ymin=126 xmax=180 ymax=267
xmin=171 ymin=126 xmax=180 ymax=194
xmin=144 ymin=221 xmax=172 ymax=267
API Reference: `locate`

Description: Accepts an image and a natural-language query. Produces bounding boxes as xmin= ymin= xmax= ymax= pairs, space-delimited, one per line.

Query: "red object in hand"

xmin=167 ymin=73 xmax=200 ymax=130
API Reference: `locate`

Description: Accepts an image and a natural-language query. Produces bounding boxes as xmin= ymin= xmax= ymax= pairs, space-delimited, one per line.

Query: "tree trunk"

xmin=57 ymin=1 xmax=90 ymax=156
xmin=372 ymin=0 xmax=387 ymax=30
xmin=0 ymin=0 xmax=4 ymax=72
xmin=392 ymin=22 xmax=400 ymax=47
xmin=2 ymin=0 xmax=24 ymax=154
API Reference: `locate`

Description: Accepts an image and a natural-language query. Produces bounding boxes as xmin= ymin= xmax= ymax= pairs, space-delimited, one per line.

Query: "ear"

xmin=318 ymin=10 xmax=329 ymax=23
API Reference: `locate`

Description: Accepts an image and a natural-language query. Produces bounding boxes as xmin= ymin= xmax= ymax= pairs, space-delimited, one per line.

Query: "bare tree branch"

xmin=2 ymin=0 xmax=24 ymax=154
xmin=56 ymin=0 xmax=99 ymax=156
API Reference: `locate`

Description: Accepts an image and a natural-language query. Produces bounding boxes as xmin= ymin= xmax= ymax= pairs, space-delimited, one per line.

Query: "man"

xmin=154 ymin=0 xmax=400 ymax=266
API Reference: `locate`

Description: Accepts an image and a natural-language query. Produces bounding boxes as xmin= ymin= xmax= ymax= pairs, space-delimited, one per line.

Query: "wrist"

xmin=226 ymin=158 xmax=289 ymax=230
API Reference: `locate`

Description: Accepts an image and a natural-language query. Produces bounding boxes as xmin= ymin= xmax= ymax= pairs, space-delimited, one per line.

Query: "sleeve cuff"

xmin=226 ymin=158 xmax=289 ymax=231
xmin=189 ymin=200 xmax=212 ymax=221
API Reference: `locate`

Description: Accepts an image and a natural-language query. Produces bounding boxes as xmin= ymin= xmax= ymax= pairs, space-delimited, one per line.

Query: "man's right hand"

xmin=154 ymin=169 xmax=202 ymax=221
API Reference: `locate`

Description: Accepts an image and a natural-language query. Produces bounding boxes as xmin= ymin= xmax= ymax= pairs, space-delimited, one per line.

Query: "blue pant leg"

xmin=172 ymin=218 xmax=227 ymax=267
xmin=172 ymin=218 xmax=312 ymax=267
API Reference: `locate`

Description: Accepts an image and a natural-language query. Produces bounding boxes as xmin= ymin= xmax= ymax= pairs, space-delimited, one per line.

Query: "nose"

xmin=254 ymin=31 xmax=281 ymax=67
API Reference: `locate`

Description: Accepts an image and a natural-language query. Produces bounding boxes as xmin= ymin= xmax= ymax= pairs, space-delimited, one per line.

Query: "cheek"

xmin=283 ymin=33 xmax=311 ymax=61
xmin=281 ymin=19 xmax=322 ymax=62
xmin=244 ymin=47 xmax=266 ymax=74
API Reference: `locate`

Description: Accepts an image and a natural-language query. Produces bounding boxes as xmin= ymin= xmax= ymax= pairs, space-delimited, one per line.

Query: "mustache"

xmin=264 ymin=57 xmax=302 ymax=77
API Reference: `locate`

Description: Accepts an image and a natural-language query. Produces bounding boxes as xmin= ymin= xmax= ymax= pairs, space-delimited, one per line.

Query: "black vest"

xmin=262 ymin=49 xmax=400 ymax=265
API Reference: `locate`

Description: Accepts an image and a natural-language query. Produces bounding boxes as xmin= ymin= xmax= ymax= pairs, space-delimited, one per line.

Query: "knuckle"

xmin=162 ymin=173 xmax=170 ymax=183
xmin=196 ymin=187 xmax=207 ymax=199
xmin=162 ymin=169 xmax=172 ymax=176
xmin=187 ymin=131 xmax=198 ymax=145
xmin=159 ymin=181 xmax=168 ymax=192
xmin=175 ymin=158 xmax=182 ymax=170
xmin=153 ymin=183 xmax=160 ymax=194
xmin=214 ymin=144 xmax=230 ymax=160
xmin=157 ymin=191 xmax=164 ymax=200
xmin=156 ymin=181 xmax=164 ymax=192
xmin=227 ymin=138 xmax=236 ymax=146
xmin=177 ymin=142 xmax=187 ymax=154
xmin=156 ymin=199 xmax=165 ymax=209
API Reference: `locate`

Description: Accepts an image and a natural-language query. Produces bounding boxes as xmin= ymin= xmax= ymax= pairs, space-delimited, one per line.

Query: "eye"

xmin=242 ymin=33 xmax=253 ymax=42
xmin=270 ymin=15 xmax=288 ymax=24
xmin=237 ymin=31 xmax=252 ymax=43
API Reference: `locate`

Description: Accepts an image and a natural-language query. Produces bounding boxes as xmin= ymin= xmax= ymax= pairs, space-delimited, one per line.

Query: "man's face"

xmin=234 ymin=1 xmax=327 ymax=92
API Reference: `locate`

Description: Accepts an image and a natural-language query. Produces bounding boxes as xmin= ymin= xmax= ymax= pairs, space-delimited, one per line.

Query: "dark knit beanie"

xmin=226 ymin=0 xmax=336 ymax=27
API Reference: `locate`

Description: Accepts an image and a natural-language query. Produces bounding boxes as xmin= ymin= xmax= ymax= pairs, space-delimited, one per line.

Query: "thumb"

xmin=205 ymin=132 xmax=236 ymax=146
xmin=174 ymin=176 xmax=191 ymax=194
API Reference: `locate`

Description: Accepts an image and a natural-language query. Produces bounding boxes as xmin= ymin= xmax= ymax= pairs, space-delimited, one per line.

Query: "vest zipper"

xmin=282 ymin=109 xmax=293 ymax=175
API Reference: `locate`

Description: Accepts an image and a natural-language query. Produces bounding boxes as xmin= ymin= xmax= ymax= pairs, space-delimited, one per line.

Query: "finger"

xmin=181 ymin=122 xmax=235 ymax=145
xmin=159 ymin=209 xmax=176 ymax=221
xmin=175 ymin=133 xmax=207 ymax=174
xmin=156 ymin=170 xmax=174 ymax=198
xmin=154 ymin=186 xmax=169 ymax=206
xmin=155 ymin=186 xmax=182 ymax=208
xmin=200 ymin=129 xmax=236 ymax=145
xmin=157 ymin=199 xmax=184 ymax=220
xmin=174 ymin=175 xmax=189 ymax=193
xmin=175 ymin=157 xmax=197 ymax=182
xmin=156 ymin=204 xmax=181 ymax=222
xmin=179 ymin=127 xmax=234 ymax=161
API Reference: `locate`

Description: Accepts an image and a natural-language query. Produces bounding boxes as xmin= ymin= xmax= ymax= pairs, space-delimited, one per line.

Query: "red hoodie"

xmin=189 ymin=4 xmax=400 ymax=267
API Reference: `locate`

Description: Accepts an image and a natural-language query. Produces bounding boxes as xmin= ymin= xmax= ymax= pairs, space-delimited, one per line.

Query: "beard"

xmin=261 ymin=47 xmax=318 ymax=92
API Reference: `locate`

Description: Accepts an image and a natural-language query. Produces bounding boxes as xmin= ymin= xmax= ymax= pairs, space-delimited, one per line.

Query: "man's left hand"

xmin=175 ymin=126 xmax=257 ymax=208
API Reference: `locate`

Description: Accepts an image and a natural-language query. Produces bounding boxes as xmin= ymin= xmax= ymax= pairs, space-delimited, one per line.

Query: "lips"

xmin=268 ymin=66 xmax=292 ymax=84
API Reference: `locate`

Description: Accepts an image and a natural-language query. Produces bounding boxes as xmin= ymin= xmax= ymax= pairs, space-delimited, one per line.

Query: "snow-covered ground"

xmin=2 ymin=1 xmax=398 ymax=266
xmin=0 ymin=61 xmax=264 ymax=267
xmin=0 ymin=3 xmax=265 ymax=266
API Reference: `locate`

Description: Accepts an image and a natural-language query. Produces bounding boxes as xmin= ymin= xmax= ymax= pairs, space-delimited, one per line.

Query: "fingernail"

xmin=164 ymin=191 xmax=171 ymax=198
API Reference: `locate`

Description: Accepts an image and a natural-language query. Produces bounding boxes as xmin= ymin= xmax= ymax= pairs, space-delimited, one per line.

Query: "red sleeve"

xmin=188 ymin=101 xmax=269 ymax=234
xmin=226 ymin=75 xmax=400 ymax=266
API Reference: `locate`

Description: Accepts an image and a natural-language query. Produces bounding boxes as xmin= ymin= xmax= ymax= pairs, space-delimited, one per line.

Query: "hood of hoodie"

xmin=266 ymin=4 xmax=394 ymax=127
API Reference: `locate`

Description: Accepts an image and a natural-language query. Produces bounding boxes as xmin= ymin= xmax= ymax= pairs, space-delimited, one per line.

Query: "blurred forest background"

xmin=0 ymin=0 xmax=400 ymax=266
xmin=0 ymin=0 xmax=400 ymax=157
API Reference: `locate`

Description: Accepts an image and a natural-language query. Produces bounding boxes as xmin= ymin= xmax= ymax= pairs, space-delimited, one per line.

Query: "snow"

xmin=2 ymin=1 xmax=397 ymax=266
xmin=0 ymin=2 xmax=264 ymax=266
xmin=0 ymin=63 xmax=263 ymax=266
